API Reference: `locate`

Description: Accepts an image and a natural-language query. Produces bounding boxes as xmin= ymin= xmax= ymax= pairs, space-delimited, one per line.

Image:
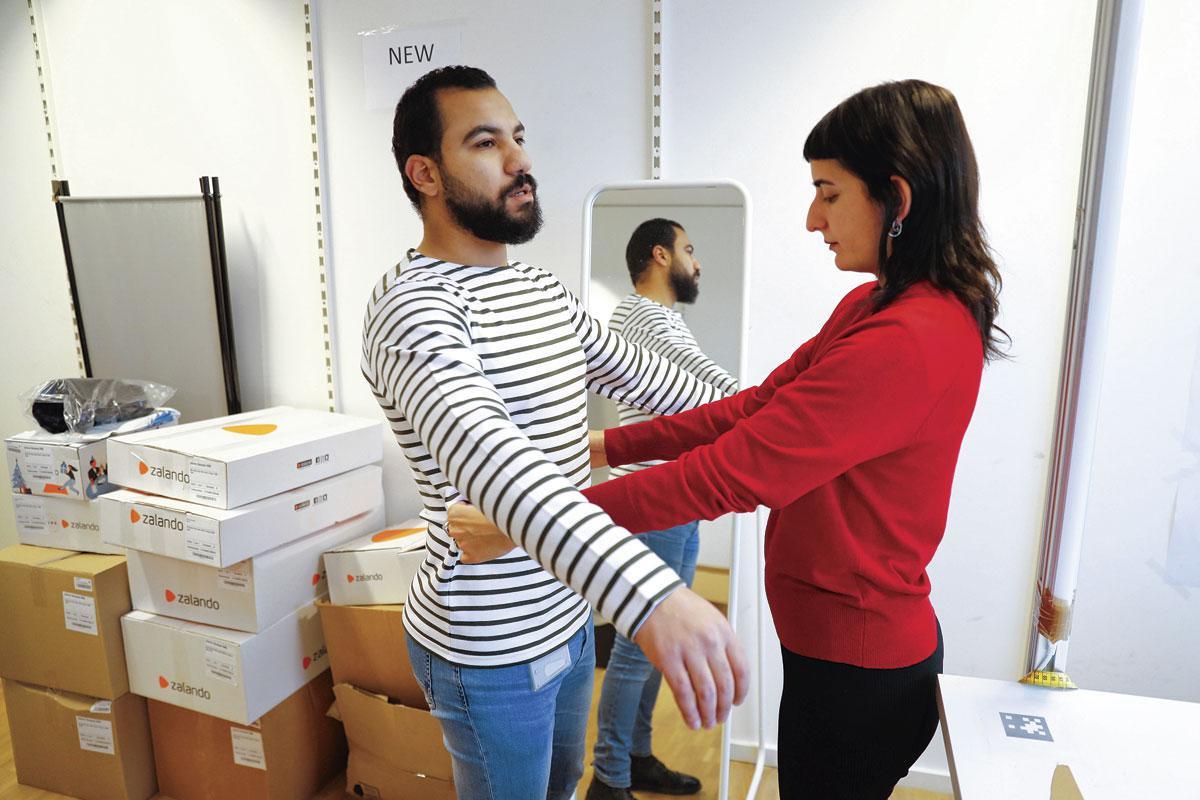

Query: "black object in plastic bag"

xmin=23 ymin=378 xmax=176 ymax=434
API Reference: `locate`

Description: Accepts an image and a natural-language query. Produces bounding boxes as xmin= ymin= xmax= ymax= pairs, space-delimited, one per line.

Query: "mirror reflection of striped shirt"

xmin=609 ymin=293 xmax=739 ymax=478
xmin=360 ymin=253 xmax=725 ymax=667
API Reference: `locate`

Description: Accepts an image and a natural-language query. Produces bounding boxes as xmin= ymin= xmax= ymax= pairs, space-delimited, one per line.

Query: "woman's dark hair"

xmin=392 ymin=66 xmax=497 ymax=211
xmin=803 ymin=79 xmax=1008 ymax=360
xmin=625 ymin=218 xmax=683 ymax=284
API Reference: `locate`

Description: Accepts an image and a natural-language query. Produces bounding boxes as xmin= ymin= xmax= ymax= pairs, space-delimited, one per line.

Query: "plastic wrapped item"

xmin=21 ymin=378 xmax=176 ymax=435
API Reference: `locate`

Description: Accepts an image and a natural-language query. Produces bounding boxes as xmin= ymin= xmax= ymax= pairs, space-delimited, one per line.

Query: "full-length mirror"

xmin=584 ymin=181 xmax=749 ymax=569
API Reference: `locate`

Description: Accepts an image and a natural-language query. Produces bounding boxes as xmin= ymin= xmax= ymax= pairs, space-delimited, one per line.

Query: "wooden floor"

xmin=1 ymin=670 xmax=949 ymax=799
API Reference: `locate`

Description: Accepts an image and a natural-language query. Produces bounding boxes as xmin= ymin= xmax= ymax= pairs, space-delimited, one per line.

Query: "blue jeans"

xmin=405 ymin=619 xmax=595 ymax=800
xmin=593 ymin=521 xmax=700 ymax=787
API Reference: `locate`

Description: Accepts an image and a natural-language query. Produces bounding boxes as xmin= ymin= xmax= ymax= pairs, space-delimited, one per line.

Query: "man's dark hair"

xmin=625 ymin=218 xmax=683 ymax=284
xmin=392 ymin=66 xmax=497 ymax=211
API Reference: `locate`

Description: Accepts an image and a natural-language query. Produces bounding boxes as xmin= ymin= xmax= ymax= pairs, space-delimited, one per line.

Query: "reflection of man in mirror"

xmin=360 ymin=67 xmax=747 ymax=800
xmin=588 ymin=220 xmax=739 ymax=800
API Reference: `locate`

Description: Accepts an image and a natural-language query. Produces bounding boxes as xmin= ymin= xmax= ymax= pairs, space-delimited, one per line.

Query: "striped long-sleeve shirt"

xmin=608 ymin=293 xmax=739 ymax=478
xmin=360 ymin=252 xmax=726 ymax=667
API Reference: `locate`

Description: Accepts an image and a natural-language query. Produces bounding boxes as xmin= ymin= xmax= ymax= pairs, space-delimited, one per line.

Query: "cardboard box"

xmin=323 ymin=518 xmax=426 ymax=606
xmin=315 ymin=600 xmax=426 ymax=710
xmin=127 ymin=506 xmax=385 ymax=632
xmin=106 ymin=406 xmax=382 ymax=509
xmin=7 ymin=430 xmax=115 ymax=500
xmin=0 ymin=545 xmax=131 ymax=698
xmin=100 ymin=464 xmax=383 ymax=566
xmin=12 ymin=492 xmax=124 ymax=554
xmin=149 ymin=670 xmax=345 ymax=800
xmin=121 ymin=598 xmax=329 ymax=724
xmin=333 ymin=683 xmax=455 ymax=799
xmin=2 ymin=678 xmax=156 ymax=800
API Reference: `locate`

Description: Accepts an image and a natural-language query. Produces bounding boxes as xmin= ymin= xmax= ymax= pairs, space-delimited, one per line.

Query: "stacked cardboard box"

xmin=0 ymin=545 xmax=156 ymax=799
xmin=319 ymin=516 xmax=459 ymax=797
xmin=96 ymin=406 xmax=385 ymax=800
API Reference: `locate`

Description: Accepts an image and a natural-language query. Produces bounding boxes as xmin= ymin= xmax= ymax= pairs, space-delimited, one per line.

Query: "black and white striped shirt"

xmin=360 ymin=253 xmax=725 ymax=667
xmin=608 ymin=293 xmax=739 ymax=478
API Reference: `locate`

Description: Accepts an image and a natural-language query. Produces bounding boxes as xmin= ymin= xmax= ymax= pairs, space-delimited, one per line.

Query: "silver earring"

xmin=888 ymin=219 xmax=903 ymax=238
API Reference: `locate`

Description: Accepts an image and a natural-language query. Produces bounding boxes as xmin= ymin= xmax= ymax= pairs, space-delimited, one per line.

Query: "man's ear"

xmin=889 ymin=174 xmax=913 ymax=223
xmin=406 ymin=155 xmax=440 ymax=200
xmin=651 ymin=243 xmax=672 ymax=267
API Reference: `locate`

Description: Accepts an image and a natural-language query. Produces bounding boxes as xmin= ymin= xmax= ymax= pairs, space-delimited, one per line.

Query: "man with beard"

xmin=587 ymin=220 xmax=739 ymax=800
xmin=360 ymin=67 xmax=748 ymax=799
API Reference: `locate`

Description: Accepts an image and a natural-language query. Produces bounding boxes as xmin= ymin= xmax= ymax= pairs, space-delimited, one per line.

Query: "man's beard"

xmin=441 ymin=169 xmax=543 ymax=245
xmin=670 ymin=261 xmax=700 ymax=304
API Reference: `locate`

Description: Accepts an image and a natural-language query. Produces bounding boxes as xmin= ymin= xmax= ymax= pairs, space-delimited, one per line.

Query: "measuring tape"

xmin=1020 ymin=670 xmax=1078 ymax=690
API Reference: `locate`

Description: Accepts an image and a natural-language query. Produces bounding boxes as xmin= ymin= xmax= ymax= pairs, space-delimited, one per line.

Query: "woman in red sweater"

xmin=452 ymin=79 xmax=1004 ymax=798
xmin=587 ymin=79 xmax=1004 ymax=798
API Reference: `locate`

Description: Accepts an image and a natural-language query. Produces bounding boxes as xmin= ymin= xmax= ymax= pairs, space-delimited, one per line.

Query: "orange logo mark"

xmin=346 ymin=574 xmax=355 ymax=583
xmin=158 ymin=676 xmax=169 ymax=689
xmin=138 ymin=462 xmax=149 ymax=475
xmin=60 ymin=519 xmax=69 ymax=528
xmin=370 ymin=526 xmax=423 ymax=543
xmin=302 ymin=657 xmax=312 ymax=669
xmin=165 ymin=589 xmax=177 ymax=603
xmin=311 ymin=573 xmax=320 ymax=586
xmin=222 ymin=424 xmax=277 ymax=436
xmin=130 ymin=509 xmax=141 ymax=524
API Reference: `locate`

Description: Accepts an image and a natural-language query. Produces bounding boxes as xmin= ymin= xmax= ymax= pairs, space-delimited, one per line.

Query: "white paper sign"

xmin=63 ymin=592 xmax=98 ymax=635
xmin=76 ymin=716 xmax=115 ymax=755
xmin=360 ymin=23 xmax=465 ymax=111
xmin=74 ymin=576 xmax=93 ymax=593
xmin=230 ymin=728 xmax=267 ymax=770
xmin=203 ymin=638 xmax=239 ymax=685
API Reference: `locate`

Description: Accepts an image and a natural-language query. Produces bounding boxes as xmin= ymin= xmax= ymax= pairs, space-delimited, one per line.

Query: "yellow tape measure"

xmin=1020 ymin=670 xmax=1078 ymax=690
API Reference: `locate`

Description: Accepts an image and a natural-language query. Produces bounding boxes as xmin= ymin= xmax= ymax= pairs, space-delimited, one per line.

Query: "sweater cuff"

xmin=583 ymin=477 xmax=642 ymax=532
xmin=604 ymin=426 xmax=636 ymax=468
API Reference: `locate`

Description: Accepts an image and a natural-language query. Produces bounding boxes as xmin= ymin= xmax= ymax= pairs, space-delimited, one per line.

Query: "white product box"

xmin=106 ymin=407 xmax=382 ymax=509
xmin=100 ymin=464 xmax=383 ymax=567
xmin=10 ymin=493 xmax=123 ymax=555
xmin=7 ymin=433 xmax=113 ymax=501
xmin=127 ymin=506 xmax=385 ymax=633
xmin=121 ymin=600 xmax=329 ymax=725
xmin=323 ymin=519 xmax=427 ymax=606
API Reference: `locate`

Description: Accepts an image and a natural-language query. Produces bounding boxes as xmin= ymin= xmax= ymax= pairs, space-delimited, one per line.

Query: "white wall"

xmin=0 ymin=1 xmax=82 ymax=547
xmin=1069 ymin=0 xmax=1200 ymax=704
xmin=661 ymin=0 xmax=1099 ymax=787
xmin=315 ymin=0 xmax=652 ymax=522
xmin=36 ymin=0 xmax=330 ymax=415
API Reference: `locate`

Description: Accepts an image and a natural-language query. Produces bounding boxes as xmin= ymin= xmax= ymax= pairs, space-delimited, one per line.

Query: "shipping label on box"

xmin=2 ymin=678 xmax=157 ymax=800
xmin=127 ymin=506 xmax=385 ymax=632
xmin=7 ymin=433 xmax=115 ymax=501
xmin=13 ymin=493 xmax=124 ymax=554
xmin=101 ymin=464 xmax=383 ymax=566
xmin=0 ymin=545 xmax=132 ymax=699
xmin=323 ymin=520 xmax=426 ymax=606
xmin=122 ymin=599 xmax=329 ymax=724
xmin=105 ymin=406 xmax=382 ymax=509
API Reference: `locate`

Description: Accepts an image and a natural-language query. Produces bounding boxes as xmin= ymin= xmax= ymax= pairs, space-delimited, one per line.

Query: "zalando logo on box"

xmin=164 ymin=589 xmax=220 ymax=610
xmin=301 ymin=645 xmax=328 ymax=671
xmin=130 ymin=508 xmax=185 ymax=531
xmin=136 ymin=460 xmax=190 ymax=484
xmin=61 ymin=519 xmax=100 ymax=531
xmin=158 ymin=675 xmax=211 ymax=700
xmin=346 ymin=572 xmax=384 ymax=583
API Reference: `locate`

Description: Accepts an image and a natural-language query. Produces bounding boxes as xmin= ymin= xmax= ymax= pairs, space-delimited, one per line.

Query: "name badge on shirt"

xmin=529 ymin=644 xmax=572 ymax=691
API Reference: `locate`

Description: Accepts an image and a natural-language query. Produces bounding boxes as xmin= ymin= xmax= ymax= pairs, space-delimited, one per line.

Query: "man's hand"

xmin=633 ymin=587 xmax=750 ymax=730
xmin=446 ymin=503 xmax=518 ymax=564
xmin=589 ymin=429 xmax=608 ymax=468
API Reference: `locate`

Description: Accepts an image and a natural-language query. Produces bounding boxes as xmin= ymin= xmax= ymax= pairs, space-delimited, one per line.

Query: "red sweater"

xmin=584 ymin=281 xmax=983 ymax=668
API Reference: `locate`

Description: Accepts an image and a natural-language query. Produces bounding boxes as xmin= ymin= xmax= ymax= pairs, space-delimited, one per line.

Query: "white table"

xmin=937 ymin=674 xmax=1200 ymax=799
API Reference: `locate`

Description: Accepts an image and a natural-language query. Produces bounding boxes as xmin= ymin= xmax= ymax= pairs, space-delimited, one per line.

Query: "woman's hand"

xmin=589 ymin=429 xmax=608 ymax=468
xmin=447 ymin=502 xmax=518 ymax=564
